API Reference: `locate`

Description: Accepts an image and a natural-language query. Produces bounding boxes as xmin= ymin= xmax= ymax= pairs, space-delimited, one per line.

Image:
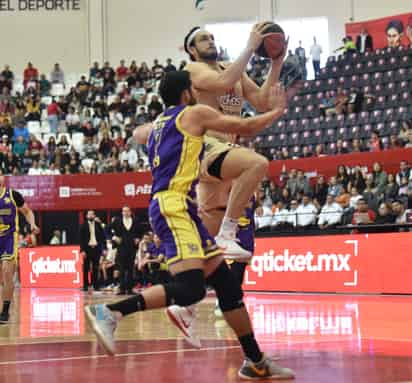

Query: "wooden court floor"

xmin=1 ymin=288 xmax=412 ymax=382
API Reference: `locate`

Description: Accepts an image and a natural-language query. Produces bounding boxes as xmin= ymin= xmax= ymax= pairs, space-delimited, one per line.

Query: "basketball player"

xmin=85 ymin=71 xmax=294 ymax=380
xmin=0 ymin=175 xmax=39 ymax=323
xmin=165 ymin=23 xmax=286 ymax=346
xmin=183 ymin=22 xmax=286 ymax=259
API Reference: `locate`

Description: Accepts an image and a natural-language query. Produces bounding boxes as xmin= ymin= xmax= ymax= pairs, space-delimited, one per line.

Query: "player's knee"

xmin=206 ymin=262 xmax=244 ymax=313
xmin=164 ymin=269 xmax=206 ymax=307
xmin=254 ymin=154 xmax=269 ymax=175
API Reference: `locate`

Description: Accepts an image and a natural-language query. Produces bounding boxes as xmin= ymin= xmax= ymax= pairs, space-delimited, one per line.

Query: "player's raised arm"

xmin=183 ymin=83 xmax=286 ymax=137
xmin=185 ymin=23 xmax=272 ymax=93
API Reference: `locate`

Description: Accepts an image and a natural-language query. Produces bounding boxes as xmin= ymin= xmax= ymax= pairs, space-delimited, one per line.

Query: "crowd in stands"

xmin=255 ymin=160 xmax=412 ymax=233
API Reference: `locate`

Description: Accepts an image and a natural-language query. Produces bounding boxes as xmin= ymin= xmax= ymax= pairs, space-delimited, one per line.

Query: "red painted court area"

xmin=1 ymin=290 xmax=412 ymax=382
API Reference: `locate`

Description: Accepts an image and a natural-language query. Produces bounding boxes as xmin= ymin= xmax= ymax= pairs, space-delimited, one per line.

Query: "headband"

xmin=185 ymin=27 xmax=207 ymax=52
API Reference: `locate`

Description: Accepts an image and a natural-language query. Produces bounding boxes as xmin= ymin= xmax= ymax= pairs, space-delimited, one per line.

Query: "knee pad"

xmin=164 ymin=269 xmax=206 ymax=307
xmin=206 ymin=262 xmax=244 ymax=312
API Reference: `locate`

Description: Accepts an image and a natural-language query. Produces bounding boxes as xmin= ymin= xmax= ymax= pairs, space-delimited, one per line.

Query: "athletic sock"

xmin=238 ymin=333 xmax=263 ymax=363
xmin=107 ymin=294 xmax=146 ymax=316
xmin=218 ymin=216 xmax=238 ymax=239
xmin=1 ymin=301 xmax=11 ymax=315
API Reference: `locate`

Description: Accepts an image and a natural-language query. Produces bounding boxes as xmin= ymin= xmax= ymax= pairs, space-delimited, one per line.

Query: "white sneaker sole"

xmin=166 ymin=307 xmax=201 ymax=349
xmin=84 ymin=306 xmax=116 ymax=356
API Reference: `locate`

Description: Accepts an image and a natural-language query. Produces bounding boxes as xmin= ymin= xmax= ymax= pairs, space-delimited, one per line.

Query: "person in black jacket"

xmin=356 ymin=27 xmax=373 ymax=53
xmin=80 ymin=210 xmax=106 ymax=292
xmin=111 ymin=206 xmax=141 ymax=295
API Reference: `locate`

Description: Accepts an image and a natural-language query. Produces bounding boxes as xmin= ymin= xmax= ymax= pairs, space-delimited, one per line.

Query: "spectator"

xmin=405 ymin=130 xmax=412 ymax=148
xmin=368 ymin=131 xmax=383 ymax=152
xmin=25 ymin=95 xmax=41 ymax=121
xmin=356 ymin=26 xmax=374 ymax=53
xmin=38 ymin=74 xmax=51 ymax=96
xmin=336 ymin=187 xmax=351 ymax=210
xmin=388 ymin=134 xmax=403 ymax=149
xmin=295 ymin=40 xmax=307 ymax=79
xmin=268 ymin=180 xmax=282 ymax=204
xmin=318 ymin=194 xmax=343 ymax=229
xmin=50 ymin=63 xmax=65 ymax=85
xmin=179 ymin=60 xmax=187 ymax=71
xmin=152 ymin=59 xmax=164 ymax=79
xmin=349 ymin=187 xmax=363 ymax=208
xmin=396 ymin=161 xmax=411 ymax=185
xmin=164 ymin=58 xmax=177 ymax=73
xmin=28 ymin=134 xmax=42 ymax=158
xmin=148 ymin=94 xmax=163 ymax=117
xmin=45 ymin=136 xmax=57 ymax=162
xmin=349 ymin=166 xmax=366 ymax=192
xmin=314 ymin=144 xmax=326 ymax=157
xmin=44 ymin=162 xmax=60 ymax=175
xmin=319 ymin=91 xmax=336 ymax=117
xmin=271 ymin=200 xmax=291 ymax=227
xmin=314 ymin=175 xmax=328 ymax=206
xmin=254 ymin=205 xmax=273 ymax=231
xmin=23 ymin=62 xmax=39 ymax=87
xmin=332 ymin=139 xmax=349 ymax=156
xmin=12 ymin=135 xmax=27 ymax=157
xmin=0 ymin=135 xmax=10 ymax=156
xmin=399 ymin=121 xmax=411 ymax=144
xmin=309 ymin=36 xmax=322 ymax=78
xmin=398 ymin=177 xmax=409 ymax=198
xmin=13 ymin=120 xmax=29 ymax=142
xmin=89 ymin=62 xmax=100 ymax=79
xmin=102 ymin=61 xmax=115 ymax=82
xmin=119 ymin=143 xmax=138 ymax=168
xmin=1 ymin=65 xmax=14 ymax=85
xmin=47 ymin=98 xmax=61 ymax=134
xmin=392 ymin=200 xmax=412 ymax=224
xmin=347 ymin=88 xmax=364 ymax=114
xmin=116 ymin=59 xmax=129 ymax=81
xmin=328 ymin=176 xmax=343 ymax=198
xmin=352 ymin=198 xmax=376 ymax=225
xmin=335 ymin=88 xmax=348 ymax=115
xmin=375 ymin=202 xmax=396 ymax=224
xmin=82 ymin=121 xmax=98 ymax=141
xmin=336 ymin=165 xmax=350 ymax=189
xmin=296 ymin=195 xmax=318 ymax=228
xmin=82 ymin=137 xmax=98 ymax=160
xmin=351 ymin=138 xmax=364 ymax=153
xmin=279 ymin=187 xmax=291 ymax=206
xmin=287 ymin=199 xmax=299 ymax=227
xmin=49 ymin=230 xmax=62 ymax=245
xmin=384 ymin=173 xmax=399 ymax=201
xmin=301 ymin=145 xmax=312 ymax=158
xmin=372 ymin=162 xmax=388 ymax=198
xmin=66 ymin=106 xmax=81 ymax=134
xmin=98 ymin=131 xmax=114 ymax=158
xmin=363 ymin=174 xmax=380 ymax=211
xmin=57 ymin=134 xmax=71 ymax=154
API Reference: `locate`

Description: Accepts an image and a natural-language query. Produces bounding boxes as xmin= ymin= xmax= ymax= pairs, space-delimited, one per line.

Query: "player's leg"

xmin=0 ymin=233 xmax=18 ymax=323
xmin=206 ymin=261 xmax=294 ymax=380
xmin=84 ymin=193 xmax=211 ymax=354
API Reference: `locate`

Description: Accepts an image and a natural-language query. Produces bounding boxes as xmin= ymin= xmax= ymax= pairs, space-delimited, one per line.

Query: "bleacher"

xmin=254 ymin=45 xmax=412 ymax=159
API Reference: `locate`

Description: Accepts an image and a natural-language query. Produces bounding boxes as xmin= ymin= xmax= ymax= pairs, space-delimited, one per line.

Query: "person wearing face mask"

xmin=80 ymin=210 xmax=107 ymax=292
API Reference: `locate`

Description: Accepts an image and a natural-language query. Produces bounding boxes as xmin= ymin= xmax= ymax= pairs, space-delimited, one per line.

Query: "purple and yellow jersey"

xmin=0 ymin=188 xmax=18 ymax=237
xmin=148 ymin=105 xmax=204 ymax=200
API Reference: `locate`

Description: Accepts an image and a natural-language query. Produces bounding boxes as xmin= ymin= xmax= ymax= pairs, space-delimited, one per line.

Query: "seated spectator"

xmin=12 ymin=135 xmax=27 ymax=157
xmin=351 ymin=138 xmax=364 ymax=153
xmin=392 ymin=200 xmax=412 ymax=224
xmin=271 ymin=200 xmax=291 ymax=227
xmin=28 ymin=134 xmax=43 ymax=158
xmin=66 ymin=107 xmax=81 ymax=134
xmin=334 ymin=88 xmax=348 ymax=115
xmin=82 ymin=137 xmax=98 ymax=160
xmin=287 ymin=199 xmax=299 ymax=227
xmin=336 ymin=165 xmax=350 ymax=189
xmin=13 ymin=120 xmax=29 ymax=142
xmin=335 ymin=187 xmax=350 ymax=210
xmin=148 ymin=95 xmax=164 ymax=118
xmin=314 ymin=144 xmax=326 ymax=157
xmin=398 ymin=177 xmax=409 ymax=198
xmin=375 ymin=203 xmax=396 ymax=224
xmin=296 ymin=195 xmax=318 ymax=228
xmin=116 ymin=59 xmax=129 ymax=81
xmin=99 ymin=131 xmax=114 ymax=158
xmin=330 ymin=139 xmax=348 ymax=156
xmin=347 ymin=88 xmax=364 ymax=114
xmin=396 ymin=161 xmax=410 ymax=185
xmin=25 ymin=95 xmax=41 ymax=121
xmin=314 ymin=175 xmax=328 ymax=206
xmin=21 ymin=149 xmax=33 ymax=173
xmin=82 ymin=121 xmax=98 ymax=141
xmin=23 ymin=62 xmax=39 ymax=87
xmin=405 ymin=130 xmax=412 ymax=148
xmin=399 ymin=121 xmax=411 ymax=145
xmin=45 ymin=136 xmax=57 ymax=162
xmin=279 ymin=187 xmax=291 ymax=205
xmin=286 ymin=169 xmax=297 ymax=194
xmin=372 ymin=162 xmax=388 ymax=198
xmin=352 ymin=198 xmax=376 ymax=225
xmin=319 ymin=91 xmax=336 ymax=117
xmin=50 ymin=63 xmax=65 ymax=85
xmin=348 ymin=165 xmax=366 ymax=192
xmin=368 ymin=131 xmax=383 ymax=152
xmin=388 ymin=134 xmax=403 ymax=149
xmin=349 ymin=187 xmax=363 ymax=208
xmin=384 ymin=173 xmax=399 ymax=201
xmin=318 ymin=194 xmax=343 ymax=229
xmin=268 ymin=180 xmax=282 ymax=204
xmin=1 ymin=64 xmax=14 ymax=85
xmin=363 ymin=174 xmax=379 ymax=211
xmin=39 ymin=74 xmax=51 ymax=96
xmin=301 ymin=145 xmax=312 ymax=158
xmin=119 ymin=143 xmax=138 ymax=168
xmin=254 ymin=205 xmax=273 ymax=231
xmin=57 ymin=134 xmax=71 ymax=154
xmin=0 ymin=135 xmax=11 ymax=156
xmin=1 ymin=151 xmax=18 ymax=174
xmin=152 ymin=59 xmax=164 ymax=80
xmin=328 ymin=176 xmax=343 ymax=198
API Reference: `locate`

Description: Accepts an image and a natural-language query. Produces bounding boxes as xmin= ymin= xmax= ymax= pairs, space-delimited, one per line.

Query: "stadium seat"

xmin=27 ymin=121 xmax=41 ymax=136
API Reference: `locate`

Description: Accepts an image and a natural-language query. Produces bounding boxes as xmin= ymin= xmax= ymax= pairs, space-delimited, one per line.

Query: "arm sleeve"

xmin=11 ymin=190 xmax=25 ymax=208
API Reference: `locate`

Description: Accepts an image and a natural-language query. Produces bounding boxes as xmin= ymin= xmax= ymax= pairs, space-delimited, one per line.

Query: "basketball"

xmin=255 ymin=22 xmax=286 ymax=59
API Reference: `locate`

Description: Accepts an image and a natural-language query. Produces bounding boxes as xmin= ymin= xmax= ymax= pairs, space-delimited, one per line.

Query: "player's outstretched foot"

xmin=238 ymin=355 xmax=295 ymax=380
xmin=166 ymin=305 xmax=201 ymax=349
xmin=215 ymin=236 xmax=252 ymax=261
xmin=0 ymin=312 xmax=9 ymax=324
xmin=84 ymin=304 xmax=118 ymax=355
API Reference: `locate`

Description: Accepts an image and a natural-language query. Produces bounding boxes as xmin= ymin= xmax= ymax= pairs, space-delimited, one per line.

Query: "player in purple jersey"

xmin=0 ymin=175 xmax=39 ymax=323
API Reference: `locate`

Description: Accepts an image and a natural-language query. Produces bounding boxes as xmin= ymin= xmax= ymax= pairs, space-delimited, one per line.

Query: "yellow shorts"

xmin=149 ymin=191 xmax=221 ymax=265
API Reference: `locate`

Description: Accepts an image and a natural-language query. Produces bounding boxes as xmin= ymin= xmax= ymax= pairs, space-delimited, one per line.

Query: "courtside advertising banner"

xmin=244 ymin=233 xmax=412 ymax=294
xmin=20 ymin=246 xmax=82 ymax=288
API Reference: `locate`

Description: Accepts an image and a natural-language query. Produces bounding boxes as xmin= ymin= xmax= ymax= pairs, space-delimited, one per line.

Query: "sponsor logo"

xmin=124 ymin=183 xmax=152 ymax=197
xmin=59 ymin=186 xmax=71 ymax=198
xmin=16 ymin=188 xmax=35 ymax=198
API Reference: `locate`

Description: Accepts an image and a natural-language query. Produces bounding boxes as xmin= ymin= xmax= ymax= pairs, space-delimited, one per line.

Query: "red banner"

xmin=243 ymin=232 xmax=412 ymax=294
xmin=346 ymin=12 xmax=412 ymax=49
xmin=20 ymin=246 xmax=83 ymax=288
xmin=4 ymin=172 xmax=152 ymax=211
